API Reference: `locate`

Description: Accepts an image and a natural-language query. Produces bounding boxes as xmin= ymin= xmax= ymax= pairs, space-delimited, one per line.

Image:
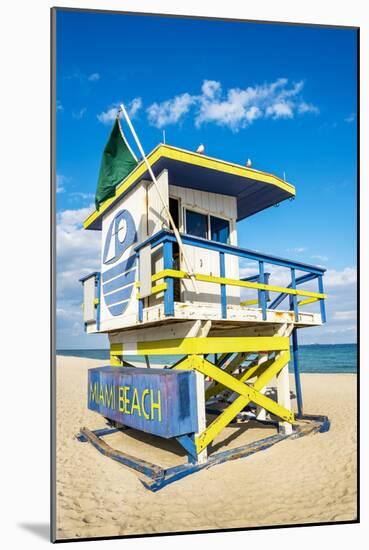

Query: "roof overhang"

xmin=83 ymin=144 xmax=295 ymax=230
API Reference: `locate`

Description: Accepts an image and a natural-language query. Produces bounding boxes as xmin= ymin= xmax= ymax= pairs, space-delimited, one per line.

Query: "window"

xmin=185 ymin=209 xmax=208 ymax=239
xmin=210 ymin=215 xmax=230 ymax=244
xmin=185 ymin=209 xmax=231 ymax=244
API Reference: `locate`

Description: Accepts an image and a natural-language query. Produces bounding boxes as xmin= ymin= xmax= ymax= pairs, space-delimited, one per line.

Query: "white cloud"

xmin=97 ymin=97 xmax=143 ymax=124
xmin=238 ymin=260 xmax=357 ymax=344
xmin=69 ymin=191 xmax=94 ymax=202
xmin=298 ymin=101 xmax=319 ymax=114
xmin=56 ymin=205 xmax=100 ymax=311
xmin=56 ymin=205 xmax=107 ymax=348
xmin=333 ymin=310 xmax=356 ymax=321
xmin=201 ymin=80 xmax=221 ymax=98
xmin=97 ymin=107 xmax=118 ymax=124
xmin=327 ymin=325 xmax=356 ymax=335
xmin=56 ymin=174 xmax=68 ymax=193
xmin=128 ymin=97 xmax=142 ymax=118
xmin=345 ymin=113 xmax=355 ymax=123
xmin=88 ymin=72 xmax=100 ymax=81
xmin=324 ymin=267 xmax=356 ymax=289
xmin=56 ymin=306 xmax=82 ymax=322
xmin=147 ymin=93 xmax=195 ymax=128
xmin=266 ymin=102 xmax=294 ymax=119
xmin=72 ymin=107 xmax=87 ymax=120
xmin=146 ymin=78 xmax=319 ymax=131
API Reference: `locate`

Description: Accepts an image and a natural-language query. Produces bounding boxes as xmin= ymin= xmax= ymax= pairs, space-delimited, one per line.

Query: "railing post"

xmin=138 ymin=297 xmax=144 ymax=322
xmin=290 ymin=268 xmax=299 ymax=322
xmin=219 ymin=252 xmax=227 ymax=319
xmin=318 ymin=275 xmax=326 ymax=323
xmin=96 ymin=272 xmax=101 ymax=331
xmin=292 ymin=328 xmax=303 ymax=415
xmin=163 ymin=240 xmax=174 ymax=316
xmin=258 ymin=261 xmax=267 ymax=321
xmin=136 ymin=252 xmax=144 ymax=322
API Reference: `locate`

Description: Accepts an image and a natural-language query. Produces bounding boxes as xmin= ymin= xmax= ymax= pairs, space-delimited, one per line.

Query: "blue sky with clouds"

xmin=55 ymin=9 xmax=357 ymax=349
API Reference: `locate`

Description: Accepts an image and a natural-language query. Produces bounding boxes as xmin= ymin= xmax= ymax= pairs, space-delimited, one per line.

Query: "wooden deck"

xmin=141 ymin=302 xmax=321 ymax=329
xmin=86 ymin=301 xmax=322 ymax=334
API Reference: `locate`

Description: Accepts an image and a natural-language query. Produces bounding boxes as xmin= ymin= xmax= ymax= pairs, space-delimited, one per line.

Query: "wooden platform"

xmin=87 ymin=301 xmax=322 ymax=334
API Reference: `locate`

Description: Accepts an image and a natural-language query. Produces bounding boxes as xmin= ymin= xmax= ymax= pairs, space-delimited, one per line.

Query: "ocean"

xmin=57 ymin=343 xmax=357 ymax=373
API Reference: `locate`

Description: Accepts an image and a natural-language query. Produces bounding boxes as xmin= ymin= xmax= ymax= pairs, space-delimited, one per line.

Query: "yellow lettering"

xmin=105 ymin=385 xmax=115 ymax=409
xmin=123 ymin=386 xmax=131 ymax=414
xmin=118 ymin=386 xmax=125 ymax=412
xmin=151 ymin=389 xmax=161 ymax=422
xmin=141 ymin=389 xmax=150 ymax=419
xmin=99 ymin=384 xmax=105 ymax=406
xmin=89 ymin=382 xmax=98 ymax=403
xmin=130 ymin=387 xmax=141 ymax=416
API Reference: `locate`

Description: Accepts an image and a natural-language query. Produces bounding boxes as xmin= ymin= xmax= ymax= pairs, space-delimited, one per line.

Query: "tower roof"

xmin=84 ymin=144 xmax=295 ymax=230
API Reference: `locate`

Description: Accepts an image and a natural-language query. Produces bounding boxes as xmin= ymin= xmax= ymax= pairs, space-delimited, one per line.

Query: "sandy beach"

xmin=55 ymin=356 xmax=357 ymax=540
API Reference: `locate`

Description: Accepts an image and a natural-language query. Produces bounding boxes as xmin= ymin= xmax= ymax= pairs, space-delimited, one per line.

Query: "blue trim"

xmin=102 ymin=268 xmax=136 ymax=295
xmin=79 ymin=428 xmax=164 ymax=480
xmin=134 ymin=230 xmax=326 ymax=321
xmin=138 ymin=298 xmax=143 ymax=322
xmin=294 ymin=272 xmax=319 ymax=285
xmin=219 ymin=252 xmax=227 ymax=318
xmin=269 ymin=272 xmax=318 ymax=310
xmin=79 ymin=271 xmax=100 ymax=283
xmin=242 ymin=272 xmax=271 ymax=301
xmin=103 ymin=284 xmax=135 ymax=306
xmin=78 ymin=414 xmax=329 ymax=492
xmin=76 ymin=427 xmax=120 ymax=442
xmin=96 ymin=272 xmax=101 ymax=331
xmin=258 ymin=261 xmax=267 ymax=321
xmin=290 ymin=268 xmax=299 ymax=322
xmin=102 ymin=254 xmax=137 ymax=283
xmin=102 ymin=209 xmax=137 ymax=266
xmin=108 ymin=299 xmax=130 ymax=316
xmin=176 ymin=433 xmax=198 ymax=462
xmin=292 ymin=329 xmax=303 ymax=415
xmin=295 ymin=413 xmax=330 ymax=433
xmin=318 ymin=275 xmax=327 ymax=323
xmin=163 ymin=240 xmax=174 ymax=316
xmin=141 ymin=425 xmax=312 ymax=491
xmin=135 ymin=230 xmax=326 ymax=274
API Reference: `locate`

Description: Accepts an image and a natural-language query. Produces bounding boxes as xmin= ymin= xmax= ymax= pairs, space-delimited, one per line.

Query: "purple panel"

xmin=88 ymin=367 xmax=199 ymax=438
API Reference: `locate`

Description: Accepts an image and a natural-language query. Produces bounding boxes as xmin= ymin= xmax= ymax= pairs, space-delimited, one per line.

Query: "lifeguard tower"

xmin=79 ymin=143 xmax=329 ymax=490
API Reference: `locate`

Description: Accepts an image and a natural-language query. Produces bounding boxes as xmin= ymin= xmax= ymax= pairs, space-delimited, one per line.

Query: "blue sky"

xmin=56 ymin=9 xmax=357 ymax=348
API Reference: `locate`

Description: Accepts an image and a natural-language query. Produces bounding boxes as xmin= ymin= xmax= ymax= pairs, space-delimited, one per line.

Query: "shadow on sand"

xmin=18 ymin=523 xmax=49 ymax=541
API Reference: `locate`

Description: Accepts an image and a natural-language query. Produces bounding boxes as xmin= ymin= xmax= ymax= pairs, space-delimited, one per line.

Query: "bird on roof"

xmin=246 ymin=158 xmax=252 ymax=167
xmin=196 ymin=144 xmax=205 ymax=154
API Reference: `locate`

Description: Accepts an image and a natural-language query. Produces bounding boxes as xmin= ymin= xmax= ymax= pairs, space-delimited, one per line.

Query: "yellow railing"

xmin=138 ymin=268 xmax=326 ymax=303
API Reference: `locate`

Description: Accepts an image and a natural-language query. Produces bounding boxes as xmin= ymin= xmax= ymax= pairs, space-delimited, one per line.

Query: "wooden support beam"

xmin=134 ymin=336 xmax=289 ymax=356
xmin=298 ymin=297 xmax=319 ymax=306
xmin=188 ymin=352 xmax=293 ymax=453
xmin=205 ymin=352 xmax=274 ymax=401
xmin=255 ymin=353 xmax=270 ymax=421
xmin=205 ymin=352 xmax=249 ymax=400
xmin=276 ymin=364 xmax=293 ymax=435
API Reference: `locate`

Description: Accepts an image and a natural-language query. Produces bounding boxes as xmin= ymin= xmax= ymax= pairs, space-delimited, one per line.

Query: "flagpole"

xmin=119 ymin=104 xmax=199 ymax=294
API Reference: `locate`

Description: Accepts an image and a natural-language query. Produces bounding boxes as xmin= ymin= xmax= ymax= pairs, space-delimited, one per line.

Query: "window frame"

xmin=183 ymin=206 xmax=231 ymax=244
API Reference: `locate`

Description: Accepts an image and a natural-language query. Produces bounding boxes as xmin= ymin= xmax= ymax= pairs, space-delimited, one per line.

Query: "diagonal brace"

xmin=183 ymin=352 xmax=293 ymax=453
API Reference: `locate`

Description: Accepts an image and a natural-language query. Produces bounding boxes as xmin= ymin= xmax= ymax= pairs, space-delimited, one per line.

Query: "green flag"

xmin=95 ymin=118 xmax=138 ymax=210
